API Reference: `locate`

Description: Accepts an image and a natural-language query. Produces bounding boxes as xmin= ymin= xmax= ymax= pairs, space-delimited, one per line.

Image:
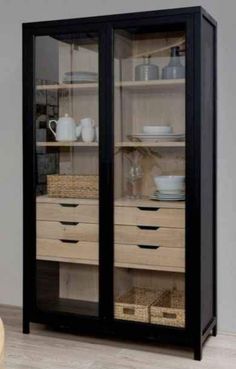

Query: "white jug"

xmin=49 ymin=114 xmax=79 ymax=141
xmin=80 ymin=117 xmax=95 ymax=143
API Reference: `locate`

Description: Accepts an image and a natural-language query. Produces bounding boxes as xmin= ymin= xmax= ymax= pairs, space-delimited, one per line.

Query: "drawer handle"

xmin=59 ymin=203 xmax=79 ymax=208
xmin=137 ymin=207 xmax=159 ymax=212
xmin=60 ymin=239 xmax=79 ymax=244
xmin=137 ymin=225 xmax=159 ymax=231
xmin=137 ymin=244 xmax=160 ymax=250
xmin=60 ymin=221 xmax=79 ymax=226
xmin=163 ymin=312 xmax=177 ymax=319
xmin=123 ymin=307 xmax=135 ymax=315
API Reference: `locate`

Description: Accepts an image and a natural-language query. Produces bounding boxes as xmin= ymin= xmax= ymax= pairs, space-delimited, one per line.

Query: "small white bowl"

xmin=154 ymin=175 xmax=185 ymax=194
xmin=143 ymin=125 xmax=172 ymax=134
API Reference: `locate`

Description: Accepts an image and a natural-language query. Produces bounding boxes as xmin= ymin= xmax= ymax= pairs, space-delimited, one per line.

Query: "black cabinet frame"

xmin=23 ymin=6 xmax=217 ymax=360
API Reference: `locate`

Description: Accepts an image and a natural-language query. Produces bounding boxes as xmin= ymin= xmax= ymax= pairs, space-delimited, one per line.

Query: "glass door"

xmin=113 ymin=27 xmax=186 ymax=327
xmin=35 ymin=32 xmax=99 ymax=316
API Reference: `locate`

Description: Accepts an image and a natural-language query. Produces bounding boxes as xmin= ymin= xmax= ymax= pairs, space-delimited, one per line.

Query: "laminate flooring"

xmin=0 ymin=305 xmax=236 ymax=369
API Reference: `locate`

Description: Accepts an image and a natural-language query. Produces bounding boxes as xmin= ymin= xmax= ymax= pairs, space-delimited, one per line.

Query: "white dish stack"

xmin=131 ymin=125 xmax=185 ymax=142
xmin=151 ymin=176 xmax=185 ymax=201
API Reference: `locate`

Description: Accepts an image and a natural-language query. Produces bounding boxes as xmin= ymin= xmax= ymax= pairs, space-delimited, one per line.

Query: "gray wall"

xmin=0 ymin=0 xmax=235 ymax=333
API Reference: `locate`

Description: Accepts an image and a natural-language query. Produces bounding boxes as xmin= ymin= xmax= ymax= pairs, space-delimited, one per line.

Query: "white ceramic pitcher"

xmin=49 ymin=114 xmax=80 ymax=141
xmin=80 ymin=117 xmax=95 ymax=142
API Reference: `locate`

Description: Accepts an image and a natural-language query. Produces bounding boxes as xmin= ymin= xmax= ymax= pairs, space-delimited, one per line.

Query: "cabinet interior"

xmin=35 ymin=29 xmax=186 ymax=326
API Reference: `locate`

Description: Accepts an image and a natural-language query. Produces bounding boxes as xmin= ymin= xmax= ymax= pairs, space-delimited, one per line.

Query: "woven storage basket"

xmin=47 ymin=175 xmax=98 ymax=199
xmin=150 ymin=289 xmax=185 ymax=327
xmin=115 ymin=287 xmax=163 ymax=323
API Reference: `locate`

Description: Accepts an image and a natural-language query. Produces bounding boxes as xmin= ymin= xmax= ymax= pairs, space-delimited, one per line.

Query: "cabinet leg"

xmin=212 ymin=324 xmax=217 ymax=337
xmin=194 ymin=345 xmax=202 ymax=361
xmin=23 ymin=320 xmax=30 ymax=334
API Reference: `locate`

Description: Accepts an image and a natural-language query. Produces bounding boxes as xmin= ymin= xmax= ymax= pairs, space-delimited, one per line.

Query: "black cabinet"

xmin=23 ymin=6 xmax=217 ymax=360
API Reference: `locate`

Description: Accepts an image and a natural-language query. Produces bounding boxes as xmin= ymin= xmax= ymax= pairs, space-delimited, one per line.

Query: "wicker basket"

xmin=150 ymin=289 xmax=185 ymax=327
xmin=115 ymin=287 xmax=163 ymax=323
xmin=47 ymin=175 xmax=98 ymax=199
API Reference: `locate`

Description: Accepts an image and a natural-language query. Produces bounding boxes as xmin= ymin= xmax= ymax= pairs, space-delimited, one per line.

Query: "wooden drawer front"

xmin=37 ymin=221 xmax=98 ymax=242
xmin=115 ymin=244 xmax=185 ymax=272
xmin=37 ymin=239 xmax=98 ymax=264
xmin=115 ymin=206 xmax=185 ymax=228
xmin=115 ymin=225 xmax=184 ymax=248
xmin=37 ymin=203 xmax=98 ymax=223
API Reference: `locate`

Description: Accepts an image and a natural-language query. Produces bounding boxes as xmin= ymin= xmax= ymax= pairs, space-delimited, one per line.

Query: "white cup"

xmin=80 ymin=117 xmax=95 ymax=143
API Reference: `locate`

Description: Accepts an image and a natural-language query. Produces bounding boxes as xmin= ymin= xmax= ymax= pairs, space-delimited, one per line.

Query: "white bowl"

xmin=154 ymin=176 xmax=185 ymax=194
xmin=143 ymin=125 xmax=172 ymax=134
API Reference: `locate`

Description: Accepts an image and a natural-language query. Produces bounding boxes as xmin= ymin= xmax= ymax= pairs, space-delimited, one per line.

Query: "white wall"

xmin=0 ymin=0 xmax=235 ymax=333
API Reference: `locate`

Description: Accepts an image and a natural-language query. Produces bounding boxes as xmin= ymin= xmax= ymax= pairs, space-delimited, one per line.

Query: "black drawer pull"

xmin=137 ymin=207 xmax=159 ymax=211
xmin=137 ymin=244 xmax=160 ymax=250
xmin=137 ymin=225 xmax=160 ymax=231
xmin=60 ymin=221 xmax=79 ymax=226
xmin=60 ymin=239 xmax=79 ymax=244
xmin=59 ymin=203 xmax=79 ymax=208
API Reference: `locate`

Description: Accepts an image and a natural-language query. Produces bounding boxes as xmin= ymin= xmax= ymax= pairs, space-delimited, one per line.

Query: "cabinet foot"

xmin=194 ymin=345 xmax=202 ymax=361
xmin=212 ymin=324 xmax=217 ymax=337
xmin=23 ymin=320 xmax=30 ymax=334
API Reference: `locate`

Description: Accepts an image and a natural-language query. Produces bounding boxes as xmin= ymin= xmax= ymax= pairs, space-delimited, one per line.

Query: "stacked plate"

xmin=131 ymin=125 xmax=185 ymax=142
xmin=150 ymin=191 xmax=185 ymax=201
xmin=63 ymin=71 xmax=98 ymax=84
xmin=131 ymin=133 xmax=185 ymax=142
xmin=150 ymin=175 xmax=185 ymax=201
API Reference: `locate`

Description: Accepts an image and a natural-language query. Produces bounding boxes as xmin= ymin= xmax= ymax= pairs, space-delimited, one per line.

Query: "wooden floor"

xmin=1 ymin=305 xmax=236 ymax=369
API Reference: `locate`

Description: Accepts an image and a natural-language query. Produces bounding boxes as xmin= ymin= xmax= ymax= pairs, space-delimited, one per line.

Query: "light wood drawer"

xmin=37 ymin=239 xmax=98 ymax=264
xmin=115 ymin=225 xmax=184 ymax=248
xmin=37 ymin=221 xmax=98 ymax=242
xmin=37 ymin=203 xmax=98 ymax=223
xmin=115 ymin=244 xmax=185 ymax=272
xmin=115 ymin=206 xmax=185 ymax=228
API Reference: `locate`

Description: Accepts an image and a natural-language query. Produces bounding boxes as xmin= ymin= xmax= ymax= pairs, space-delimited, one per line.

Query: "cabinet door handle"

xmin=137 ymin=207 xmax=159 ymax=211
xmin=60 ymin=239 xmax=79 ymax=244
xmin=137 ymin=244 xmax=160 ymax=250
xmin=137 ymin=225 xmax=159 ymax=231
xmin=59 ymin=203 xmax=79 ymax=208
xmin=60 ymin=221 xmax=79 ymax=226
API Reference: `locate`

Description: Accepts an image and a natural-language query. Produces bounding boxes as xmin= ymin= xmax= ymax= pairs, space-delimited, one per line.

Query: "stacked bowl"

xmin=151 ymin=176 xmax=185 ymax=201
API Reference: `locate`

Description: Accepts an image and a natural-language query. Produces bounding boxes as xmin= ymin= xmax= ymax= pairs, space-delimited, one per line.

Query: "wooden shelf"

xmin=37 ymin=141 xmax=185 ymax=148
xmin=36 ymin=82 xmax=98 ymax=91
xmin=37 ymin=142 xmax=98 ymax=147
xmin=37 ymin=298 xmax=98 ymax=316
xmin=36 ymin=79 xmax=185 ymax=92
xmin=115 ymin=197 xmax=185 ymax=209
xmin=37 ymin=195 xmax=185 ymax=209
xmin=117 ymin=79 xmax=185 ymax=91
xmin=116 ymin=141 xmax=185 ymax=148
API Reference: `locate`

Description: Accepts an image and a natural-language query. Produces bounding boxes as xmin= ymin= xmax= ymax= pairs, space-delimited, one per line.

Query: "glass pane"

xmin=114 ymin=29 xmax=186 ymax=327
xmin=35 ymin=33 xmax=99 ymax=316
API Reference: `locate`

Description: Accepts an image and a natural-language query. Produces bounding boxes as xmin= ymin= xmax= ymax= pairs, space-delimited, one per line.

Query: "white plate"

xmin=63 ymin=71 xmax=98 ymax=83
xmin=131 ymin=133 xmax=185 ymax=142
xmin=151 ymin=192 xmax=185 ymax=201
xmin=151 ymin=195 xmax=185 ymax=201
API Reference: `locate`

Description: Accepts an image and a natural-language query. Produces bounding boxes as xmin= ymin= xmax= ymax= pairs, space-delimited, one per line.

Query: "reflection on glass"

xmin=114 ymin=29 xmax=186 ymax=327
xmin=35 ymin=34 xmax=99 ymax=316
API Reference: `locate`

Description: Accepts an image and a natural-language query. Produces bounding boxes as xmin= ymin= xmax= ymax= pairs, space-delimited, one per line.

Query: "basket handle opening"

xmin=123 ymin=307 xmax=135 ymax=315
xmin=163 ymin=312 xmax=177 ymax=319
